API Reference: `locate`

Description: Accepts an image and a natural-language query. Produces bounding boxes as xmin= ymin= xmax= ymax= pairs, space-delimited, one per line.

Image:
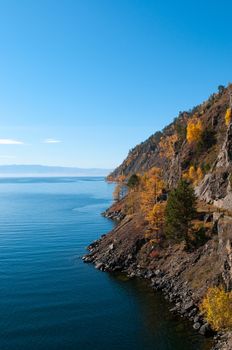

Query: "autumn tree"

xmin=159 ymin=133 xmax=178 ymax=159
xmin=164 ymin=179 xmax=197 ymax=245
xmin=200 ymin=286 xmax=232 ymax=331
xmin=140 ymin=167 xmax=165 ymax=215
xmin=135 ymin=168 xmax=167 ymax=243
xmin=113 ymin=175 xmax=127 ymax=202
xmin=124 ymin=174 xmax=141 ymax=214
xmin=124 ymin=190 xmax=140 ymax=215
xmin=113 ymin=184 xmax=124 ymax=202
xmin=183 ymin=165 xmax=203 ymax=185
xmin=225 ymin=108 xmax=231 ymax=126
xmin=186 ymin=117 xmax=203 ymax=143
xmin=145 ymin=201 xmax=166 ymax=235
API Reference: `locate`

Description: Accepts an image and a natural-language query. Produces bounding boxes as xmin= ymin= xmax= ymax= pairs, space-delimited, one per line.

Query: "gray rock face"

xmin=217 ymin=216 xmax=232 ymax=290
xmin=197 ymin=123 xmax=232 ymax=209
xmin=212 ymin=332 xmax=232 ymax=350
xmin=95 ymin=262 xmax=104 ymax=270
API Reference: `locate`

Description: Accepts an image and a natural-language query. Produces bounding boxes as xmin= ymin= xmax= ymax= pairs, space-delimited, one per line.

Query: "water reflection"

xmin=107 ymin=273 xmax=213 ymax=350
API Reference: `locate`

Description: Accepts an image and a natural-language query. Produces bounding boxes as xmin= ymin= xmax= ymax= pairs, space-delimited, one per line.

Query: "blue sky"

xmin=0 ymin=0 xmax=232 ymax=168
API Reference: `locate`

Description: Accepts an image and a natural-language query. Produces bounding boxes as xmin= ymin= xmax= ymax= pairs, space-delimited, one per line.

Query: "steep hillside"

xmin=85 ymin=84 xmax=232 ymax=350
xmin=108 ymin=85 xmax=230 ymax=190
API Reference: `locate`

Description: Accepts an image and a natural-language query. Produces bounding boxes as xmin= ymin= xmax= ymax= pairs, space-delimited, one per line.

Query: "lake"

xmin=0 ymin=177 xmax=212 ymax=350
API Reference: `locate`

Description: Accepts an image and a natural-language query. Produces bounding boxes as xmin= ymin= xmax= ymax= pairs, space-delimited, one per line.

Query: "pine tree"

xmin=164 ymin=179 xmax=197 ymax=245
xmin=127 ymin=174 xmax=140 ymax=189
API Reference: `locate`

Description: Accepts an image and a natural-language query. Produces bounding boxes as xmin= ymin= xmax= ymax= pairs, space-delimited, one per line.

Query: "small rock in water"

xmin=95 ymin=262 xmax=103 ymax=270
xmin=193 ymin=322 xmax=201 ymax=330
xmin=199 ymin=323 xmax=212 ymax=336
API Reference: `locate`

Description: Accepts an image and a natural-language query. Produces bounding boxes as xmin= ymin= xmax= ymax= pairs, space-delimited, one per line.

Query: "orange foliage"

xmin=183 ymin=165 xmax=203 ymax=185
xmin=186 ymin=117 xmax=203 ymax=143
xmin=145 ymin=201 xmax=166 ymax=232
xmin=140 ymin=167 xmax=165 ymax=214
xmin=159 ymin=133 xmax=178 ymax=159
xmin=113 ymin=184 xmax=123 ymax=201
xmin=116 ymin=167 xmax=167 ymax=240
xmin=200 ymin=286 xmax=232 ymax=331
xmin=138 ymin=168 xmax=166 ymax=240
xmin=225 ymin=108 xmax=231 ymax=126
xmin=124 ymin=191 xmax=140 ymax=214
xmin=117 ymin=175 xmax=126 ymax=182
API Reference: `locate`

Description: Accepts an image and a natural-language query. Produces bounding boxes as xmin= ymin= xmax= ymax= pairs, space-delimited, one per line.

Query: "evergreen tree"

xmin=127 ymin=174 xmax=140 ymax=189
xmin=164 ymin=179 xmax=197 ymax=245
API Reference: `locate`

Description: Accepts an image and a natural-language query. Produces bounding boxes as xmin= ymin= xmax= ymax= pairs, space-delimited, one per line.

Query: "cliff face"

xmin=106 ymin=84 xmax=232 ymax=292
xmin=217 ymin=216 xmax=232 ymax=291
xmin=84 ymin=85 xmax=232 ymax=349
xmin=108 ymin=86 xmax=230 ymax=191
xmin=196 ymin=122 xmax=232 ymax=210
xmin=83 ymin=204 xmax=232 ymax=344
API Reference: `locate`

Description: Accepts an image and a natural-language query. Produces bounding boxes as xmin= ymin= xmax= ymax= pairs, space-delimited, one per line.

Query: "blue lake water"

xmin=0 ymin=177 xmax=212 ymax=350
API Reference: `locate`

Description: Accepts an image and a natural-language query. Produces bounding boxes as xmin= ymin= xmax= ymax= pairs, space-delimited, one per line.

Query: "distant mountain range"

xmin=0 ymin=165 xmax=112 ymax=177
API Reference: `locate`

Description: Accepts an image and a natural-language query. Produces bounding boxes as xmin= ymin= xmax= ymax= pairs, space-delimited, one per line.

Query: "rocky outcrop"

xmin=197 ymin=123 xmax=232 ymax=209
xmin=83 ymin=214 xmax=147 ymax=270
xmin=84 ymin=86 xmax=232 ymax=350
xmin=217 ymin=216 xmax=232 ymax=290
xmin=108 ymin=87 xmax=230 ymax=185
xmin=212 ymin=332 xmax=232 ymax=350
xmin=83 ymin=205 xmax=232 ymax=349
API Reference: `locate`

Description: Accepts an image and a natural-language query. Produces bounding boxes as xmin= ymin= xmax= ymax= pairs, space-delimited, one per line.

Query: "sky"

xmin=0 ymin=0 xmax=232 ymax=169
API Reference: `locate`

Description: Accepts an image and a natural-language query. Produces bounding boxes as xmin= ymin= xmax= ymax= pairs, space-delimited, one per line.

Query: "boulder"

xmin=95 ymin=262 xmax=103 ymax=270
xmin=199 ymin=323 xmax=213 ymax=336
xmin=193 ymin=322 xmax=201 ymax=330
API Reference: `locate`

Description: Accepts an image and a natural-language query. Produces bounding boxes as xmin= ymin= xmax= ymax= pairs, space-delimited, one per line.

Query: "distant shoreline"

xmin=0 ymin=164 xmax=112 ymax=178
xmin=0 ymin=174 xmax=107 ymax=178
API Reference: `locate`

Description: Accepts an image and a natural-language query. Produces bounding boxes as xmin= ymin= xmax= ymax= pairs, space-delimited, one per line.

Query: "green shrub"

xmin=164 ymin=179 xmax=197 ymax=246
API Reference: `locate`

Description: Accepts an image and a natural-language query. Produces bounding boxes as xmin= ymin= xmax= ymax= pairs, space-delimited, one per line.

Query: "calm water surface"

xmin=0 ymin=177 xmax=212 ymax=350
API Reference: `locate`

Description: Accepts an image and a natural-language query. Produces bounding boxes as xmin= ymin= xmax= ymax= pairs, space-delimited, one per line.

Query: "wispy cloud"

xmin=0 ymin=139 xmax=24 ymax=145
xmin=0 ymin=155 xmax=16 ymax=159
xmin=43 ymin=138 xmax=61 ymax=144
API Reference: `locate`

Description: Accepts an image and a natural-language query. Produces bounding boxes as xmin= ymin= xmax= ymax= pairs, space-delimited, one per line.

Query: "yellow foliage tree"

xmin=113 ymin=175 xmax=127 ymax=201
xmin=113 ymin=184 xmax=123 ymax=201
xmin=145 ymin=201 xmax=166 ymax=233
xmin=189 ymin=165 xmax=196 ymax=181
xmin=159 ymin=133 xmax=178 ymax=159
xmin=139 ymin=168 xmax=166 ymax=243
xmin=140 ymin=167 xmax=165 ymax=215
xmin=183 ymin=165 xmax=203 ymax=185
xmin=186 ymin=118 xmax=203 ymax=143
xmin=124 ymin=191 xmax=140 ymax=215
xmin=117 ymin=175 xmax=126 ymax=182
xmin=225 ymin=108 xmax=231 ymax=126
xmin=200 ymin=286 xmax=232 ymax=331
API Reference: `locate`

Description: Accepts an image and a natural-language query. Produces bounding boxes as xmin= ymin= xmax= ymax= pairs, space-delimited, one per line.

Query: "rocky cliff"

xmin=196 ymin=122 xmax=232 ymax=210
xmin=84 ymin=85 xmax=232 ymax=349
xmin=108 ymin=85 xmax=230 ymax=190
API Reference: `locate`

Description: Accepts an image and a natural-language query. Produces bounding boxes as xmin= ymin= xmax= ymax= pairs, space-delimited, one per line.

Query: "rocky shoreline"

xmin=83 ymin=240 xmax=214 ymax=338
xmin=83 ymin=204 xmax=232 ymax=350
